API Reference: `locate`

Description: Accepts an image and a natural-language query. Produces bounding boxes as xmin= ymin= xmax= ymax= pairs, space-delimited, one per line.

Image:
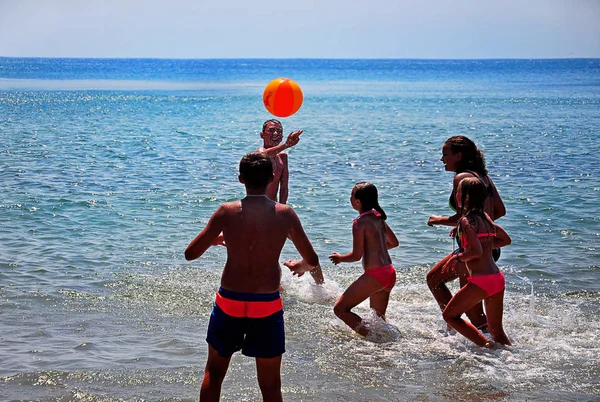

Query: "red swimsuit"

xmin=355 ymin=210 xmax=396 ymax=292
xmin=461 ymin=231 xmax=505 ymax=297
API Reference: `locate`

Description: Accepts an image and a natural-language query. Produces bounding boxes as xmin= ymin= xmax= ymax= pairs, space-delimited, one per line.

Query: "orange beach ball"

xmin=263 ymin=78 xmax=303 ymax=118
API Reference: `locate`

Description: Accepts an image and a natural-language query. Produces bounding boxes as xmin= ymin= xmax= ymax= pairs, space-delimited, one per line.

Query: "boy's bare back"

xmin=219 ymin=197 xmax=298 ymax=293
xmin=186 ymin=195 xmax=318 ymax=294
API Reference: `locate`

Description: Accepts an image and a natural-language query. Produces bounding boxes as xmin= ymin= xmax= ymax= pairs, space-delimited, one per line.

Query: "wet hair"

xmin=445 ymin=135 xmax=488 ymax=175
xmin=239 ymin=152 xmax=273 ymax=189
xmin=352 ymin=182 xmax=387 ymax=220
xmin=458 ymin=177 xmax=495 ymax=233
xmin=458 ymin=177 xmax=487 ymax=215
xmin=262 ymin=119 xmax=282 ymax=133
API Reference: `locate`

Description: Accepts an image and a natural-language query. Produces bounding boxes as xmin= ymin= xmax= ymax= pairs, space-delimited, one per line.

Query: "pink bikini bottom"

xmin=364 ymin=264 xmax=396 ymax=292
xmin=467 ymin=272 xmax=505 ymax=297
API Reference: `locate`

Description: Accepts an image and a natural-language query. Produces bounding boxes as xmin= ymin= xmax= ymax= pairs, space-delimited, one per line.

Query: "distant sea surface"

xmin=1 ymin=58 xmax=599 ymax=401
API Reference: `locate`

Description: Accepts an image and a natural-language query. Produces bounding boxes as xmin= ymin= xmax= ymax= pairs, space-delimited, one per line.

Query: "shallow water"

xmin=1 ymin=58 xmax=599 ymax=401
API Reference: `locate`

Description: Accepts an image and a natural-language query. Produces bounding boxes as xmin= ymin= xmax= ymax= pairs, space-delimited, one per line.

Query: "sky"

xmin=0 ymin=0 xmax=599 ymax=59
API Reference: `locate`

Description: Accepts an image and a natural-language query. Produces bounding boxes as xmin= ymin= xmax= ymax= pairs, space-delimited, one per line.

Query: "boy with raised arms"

xmin=258 ymin=119 xmax=303 ymax=204
xmin=185 ymin=151 xmax=323 ymax=402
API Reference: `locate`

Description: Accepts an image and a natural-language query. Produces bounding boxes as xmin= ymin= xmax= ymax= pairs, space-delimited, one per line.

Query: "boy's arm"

xmin=184 ymin=206 xmax=225 ymax=261
xmin=329 ymin=221 xmax=364 ymax=264
xmin=261 ymin=130 xmax=302 ymax=159
xmin=283 ymin=209 xmax=321 ymax=279
xmin=385 ymin=223 xmax=399 ymax=249
xmin=279 ymin=154 xmax=289 ymax=204
xmin=308 ymin=264 xmax=325 ymax=285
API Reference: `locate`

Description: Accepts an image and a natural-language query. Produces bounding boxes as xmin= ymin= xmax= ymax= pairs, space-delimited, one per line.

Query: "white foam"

xmin=281 ymin=267 xmax=341 ymax=303
xmin=363 ymin=310 xmax=402 ymax=343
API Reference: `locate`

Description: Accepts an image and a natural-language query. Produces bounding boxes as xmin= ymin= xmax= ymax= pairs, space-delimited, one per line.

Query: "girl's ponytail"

xmin=374 ymin=203 xmax=387 ymax=221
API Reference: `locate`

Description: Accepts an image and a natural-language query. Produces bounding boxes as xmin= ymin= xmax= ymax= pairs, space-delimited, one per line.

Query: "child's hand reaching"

xmin=284 ymin=259 xmax=310 ymax=277
xmin=329 ymin=252 xmax=342 ymax=265
xmin=284 ymin=130 xmax=303 ymax=148
xmin=427 ymin=215 xmax=442 ymax=226
xmin=211 ymin=234 xmax=226 ymax=247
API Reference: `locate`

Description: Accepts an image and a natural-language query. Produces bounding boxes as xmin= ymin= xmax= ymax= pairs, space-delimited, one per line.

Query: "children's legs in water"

xmin=334 ymin=274 xmax=385 ymax=337
xmin=427 ymin=252 xmax=488 ymax=330
xmin=369 ymin=288 xmax=391 ymax=321
xmin=255 ymin=355 xmax=283 ymax=402
xmin=200 ymin=345 xmax=232 ymax=402
xmin=484 ymin=290 xmax=511 ymax=346
xmin=442 ymin=283 xmax=492 ymax=347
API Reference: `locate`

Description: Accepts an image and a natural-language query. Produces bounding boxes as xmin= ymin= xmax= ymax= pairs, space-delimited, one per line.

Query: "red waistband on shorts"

xmin=215 ymin=291 xmax=283 ymax=318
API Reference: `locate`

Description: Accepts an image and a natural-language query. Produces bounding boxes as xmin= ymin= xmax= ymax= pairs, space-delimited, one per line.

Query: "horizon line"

xmin=1 ymin=56 xmax=599 ymax=61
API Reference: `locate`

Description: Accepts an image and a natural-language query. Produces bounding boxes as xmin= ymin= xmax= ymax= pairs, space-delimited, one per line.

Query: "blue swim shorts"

xmin=206 ymin=287 xmax=285 ymax=358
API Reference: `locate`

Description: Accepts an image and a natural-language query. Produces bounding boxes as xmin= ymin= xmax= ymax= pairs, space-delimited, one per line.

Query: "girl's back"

xmin=460 ymin=212 xmax=503 ymax=276
xmin=355 ymin=213 xmax=392 ymax=270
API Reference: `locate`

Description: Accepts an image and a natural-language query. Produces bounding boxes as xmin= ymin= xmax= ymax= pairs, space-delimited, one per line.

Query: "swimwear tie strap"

xmin=354 ymin=209 xmax=381 ymax=221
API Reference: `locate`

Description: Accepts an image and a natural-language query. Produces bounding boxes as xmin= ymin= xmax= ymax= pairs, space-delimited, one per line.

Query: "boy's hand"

xmin=284 ymin=259 xmax=312 ymax=277
xmin=329 ymin=252 xmax=342 ymax=265
xmin=211 ymin=234 xmax=226 ymax=247
xmin=284 ymin=130 xmax=303 ymax=148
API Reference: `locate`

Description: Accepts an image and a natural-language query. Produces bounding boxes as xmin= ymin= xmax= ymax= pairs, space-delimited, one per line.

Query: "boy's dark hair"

xmin=352 ymin=182 xmax=387 ymax=220
xmin=445 ymin=135 xmax=488 ymax=175
xmin=239 ymin=152 xmax=273 ymax=189
xmin=262 ymin=119 xmax=282 ymax=132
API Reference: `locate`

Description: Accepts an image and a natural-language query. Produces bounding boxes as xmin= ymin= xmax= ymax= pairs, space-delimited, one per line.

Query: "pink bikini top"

xmin=353 ymin=209 xmax=381 ymax=222
xmin=461 ymin=231 xmax=496 ymax=248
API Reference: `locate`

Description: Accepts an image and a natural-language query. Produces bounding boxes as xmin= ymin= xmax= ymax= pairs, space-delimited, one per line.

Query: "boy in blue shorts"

xmin=185 ymin=151 xmax=323 ymax=402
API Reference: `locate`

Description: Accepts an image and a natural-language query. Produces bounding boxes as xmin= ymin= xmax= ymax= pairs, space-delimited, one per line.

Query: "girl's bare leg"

xmin=456 ymin=265 xmax=488 ymax=331
xmin=369 ymin=289 xmax=391 ymax=320
xmin=484 ymin=290 xmax=511 ymax=346
xmin=334 ymin=275 xmax=384 ymax=336
xmin=442 ymin=283 xmax=491 ymax=347
xmin=428 ymin=253 xmax=488 ymax=330
xmin=426 ymin=253 xmax=456 ymax=310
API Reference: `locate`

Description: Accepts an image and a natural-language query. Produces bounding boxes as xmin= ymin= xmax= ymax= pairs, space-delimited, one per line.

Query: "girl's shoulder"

xmin=460 ymin=212 xmax=484 ymax=230
xmin=353 ymin=210 xmax=381 ymax=223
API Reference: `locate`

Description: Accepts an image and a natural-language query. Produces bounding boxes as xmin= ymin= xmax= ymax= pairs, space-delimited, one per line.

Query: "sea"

xmin=1 ymin=58 xmax=599 ymax=401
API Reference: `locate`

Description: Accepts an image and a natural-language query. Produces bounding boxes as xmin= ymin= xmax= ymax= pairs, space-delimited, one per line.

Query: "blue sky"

xmin=0 ymin=0 xmax=599 ymax=59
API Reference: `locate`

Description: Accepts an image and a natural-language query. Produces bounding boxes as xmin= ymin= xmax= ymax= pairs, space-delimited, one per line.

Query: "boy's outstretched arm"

xmin=261 ymin=130 xmax=303 ymax=158
xmin=284 ymin=210 xmax=322 ymax=282
xmin=184 ymin=207 xmax=225 ymax=261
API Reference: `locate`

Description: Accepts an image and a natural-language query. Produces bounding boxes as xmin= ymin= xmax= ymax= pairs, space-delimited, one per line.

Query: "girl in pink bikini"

xmin=442 ymin=177 xmax=512 ymax=348
xmin=329 ymin=182 xmax=399 ymax=337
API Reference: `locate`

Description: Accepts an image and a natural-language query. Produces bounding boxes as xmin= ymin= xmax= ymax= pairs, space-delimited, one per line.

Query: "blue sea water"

xmin=1 ymin=58 xmax=599 ymax=401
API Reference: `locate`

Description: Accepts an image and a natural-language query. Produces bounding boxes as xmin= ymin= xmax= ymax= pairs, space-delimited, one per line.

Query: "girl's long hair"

xmin=352 ymin=182 xmax=387 ymax=220
xmin=459 ymin=177 xmax=494 ymax=230
xmin=445 ymin=135 xmax=488 ymax=175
